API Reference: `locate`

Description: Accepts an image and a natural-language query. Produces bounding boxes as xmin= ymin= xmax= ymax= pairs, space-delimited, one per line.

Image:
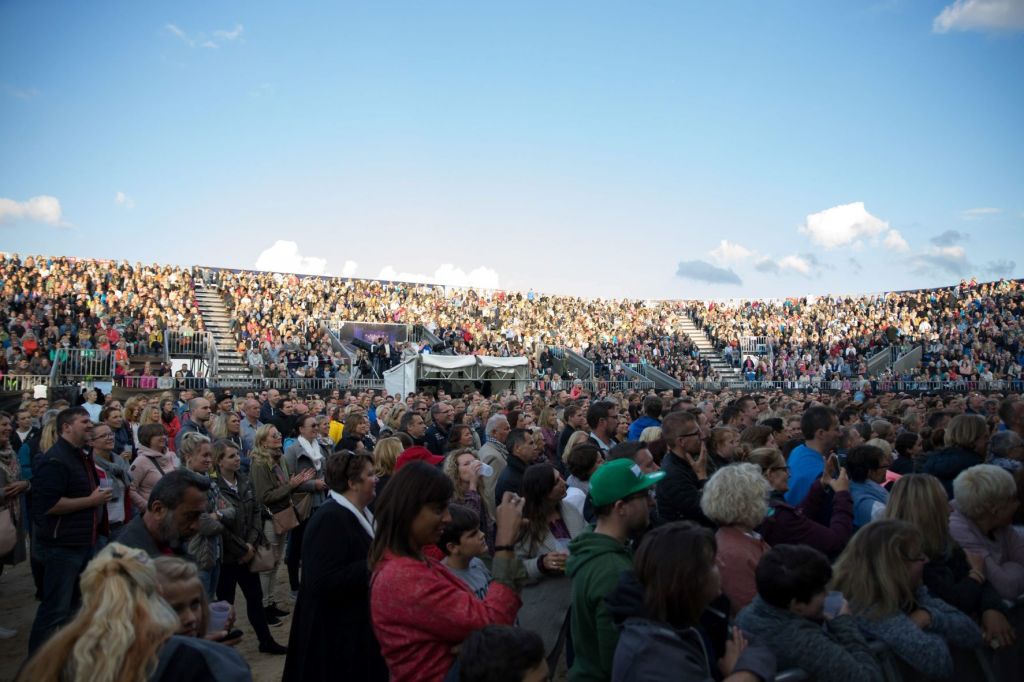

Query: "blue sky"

xmin=2 ymin=1 xmax=1022 ymax=300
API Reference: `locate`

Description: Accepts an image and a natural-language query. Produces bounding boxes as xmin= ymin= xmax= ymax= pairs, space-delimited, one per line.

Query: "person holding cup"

xmin=514 ymin=463 xmax=587 ymax=663
xmin=443 ymin=447 xmax=494 ymax=550
xmin=89 ymin=423 xmax=132 ymax=542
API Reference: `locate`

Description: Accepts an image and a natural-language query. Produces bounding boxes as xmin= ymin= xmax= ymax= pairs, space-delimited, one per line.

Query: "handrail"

xmin=1 ymin=374 xmax=54 ymax=392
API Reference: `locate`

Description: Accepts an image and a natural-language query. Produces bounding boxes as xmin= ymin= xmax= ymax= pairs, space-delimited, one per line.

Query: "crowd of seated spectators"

xmin=1 ymin=253 xmax=202 ymax=383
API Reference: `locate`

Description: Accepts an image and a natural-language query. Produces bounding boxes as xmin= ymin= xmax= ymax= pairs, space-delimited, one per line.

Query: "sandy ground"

xmin=0 ymin=557 xmax=289 ymax=682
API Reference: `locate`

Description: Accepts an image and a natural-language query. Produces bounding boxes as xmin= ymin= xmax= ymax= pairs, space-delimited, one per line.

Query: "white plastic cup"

xmin=479 ymin=462 xmax=494 ymax=478
xmin=207 ymin=601 xmax=231 ymax=634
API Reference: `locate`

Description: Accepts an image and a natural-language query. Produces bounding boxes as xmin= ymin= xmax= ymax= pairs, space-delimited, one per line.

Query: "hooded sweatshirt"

xmin=565 ymin=528 xmax=633 ymax=682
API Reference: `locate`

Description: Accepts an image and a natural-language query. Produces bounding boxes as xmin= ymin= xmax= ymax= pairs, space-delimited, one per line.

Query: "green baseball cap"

xmin=589 ymin=458 xmax=665 ymax=507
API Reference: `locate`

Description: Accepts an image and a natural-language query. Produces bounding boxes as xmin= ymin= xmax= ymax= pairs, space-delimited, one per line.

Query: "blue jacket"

xmin=849 ymin=480 xmax=889 ymax=528
xmin=784 ymin=443 xmax=824 ymax=506
xmin=626 ymin=416 xmax=660 ymax=442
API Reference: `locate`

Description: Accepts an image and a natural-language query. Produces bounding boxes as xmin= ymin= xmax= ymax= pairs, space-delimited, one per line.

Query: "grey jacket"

xmin=283 ymin=440 xmax=327 ymax=516
xmin=612 ymin=618 xmax=775 ymax=682
xmin=513 ymin=499 xmax=588 ymax=653
xmin=736 ymin=595 xmax=882 ymax=681
xmin=478 ymin=440 xmax=508 ymax=521
xmin=851 ymin=588 xmax=982 ymax=680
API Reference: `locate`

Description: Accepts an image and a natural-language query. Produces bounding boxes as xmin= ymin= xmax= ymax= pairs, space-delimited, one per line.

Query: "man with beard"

xmin=117 ymin=469 xmax=209 ymax=558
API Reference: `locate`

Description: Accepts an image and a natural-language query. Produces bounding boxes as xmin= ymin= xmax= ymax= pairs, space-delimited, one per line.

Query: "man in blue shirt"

xmin=785 ymin=406 xmax=840 ymax=506
xmin=626 ymin=395 xmax=662 ymax=441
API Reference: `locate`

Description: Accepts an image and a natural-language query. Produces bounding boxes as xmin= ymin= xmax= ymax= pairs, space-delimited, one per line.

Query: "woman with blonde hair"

xmin=884 ymin=474 xmax=1016 ymax=657
xmin=250 ymin=424 xmax=313 ymax=619
xmin=925 ymin=413 xmax=989 ymax=497
xmin=700 ymin=463 xmax=771 ymax=615
xmin=706 ymin=426 xmax=740 ymax=475
xmin=123 ymin=395 xmax=146 ymax=447
xmin=442 ymin=447 xmax=494 ymax=546
xmin=372 ymin=437 xmax=402 ymax=499
xmin=18 ymin=543 xmax=250 ymax=682
xmin=210 ymin=412 xmax=243 ymax=452
xmin=831 ymin=519 xmax=982 ymax=679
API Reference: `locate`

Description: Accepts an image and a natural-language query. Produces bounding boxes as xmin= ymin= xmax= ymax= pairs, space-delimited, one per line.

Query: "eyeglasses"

xmin=676 ymin=431 xmax=701 ymax=440
xmin=768 ymin=465 xmax=789 ymax=473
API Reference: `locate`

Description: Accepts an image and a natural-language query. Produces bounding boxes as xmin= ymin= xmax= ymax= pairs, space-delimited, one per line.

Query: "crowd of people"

xmin=4 ymin=253 xmax=1022 ymax=393
xmin=2 ymin=377 xmax=1023 ymax=681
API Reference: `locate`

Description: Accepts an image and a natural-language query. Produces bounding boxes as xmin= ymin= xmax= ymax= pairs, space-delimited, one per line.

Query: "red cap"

xmin=394 ymin=446 xmax=444 ymax=472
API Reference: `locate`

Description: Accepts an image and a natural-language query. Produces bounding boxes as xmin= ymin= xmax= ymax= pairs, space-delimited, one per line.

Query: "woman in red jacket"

xmin=370 ymin=461 xmax=526 ymax=682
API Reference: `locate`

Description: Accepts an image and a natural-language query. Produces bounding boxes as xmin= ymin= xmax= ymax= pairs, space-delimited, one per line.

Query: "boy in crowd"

xmin=439 ymin=505 xmax=493 ymax=600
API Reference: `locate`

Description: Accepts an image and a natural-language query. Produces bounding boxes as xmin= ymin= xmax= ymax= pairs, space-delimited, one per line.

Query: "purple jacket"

xmin=949 ymin=507 xmax=1024 ymax=601
xmin=760 ymin=480 xmax=853 ymax=558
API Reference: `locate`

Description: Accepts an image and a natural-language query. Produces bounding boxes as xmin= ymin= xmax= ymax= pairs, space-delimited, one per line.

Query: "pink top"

xmin=716 ymin=526 xmax=771 ymax=616
xmin=128 ymin=446 xmax=176 ymax=510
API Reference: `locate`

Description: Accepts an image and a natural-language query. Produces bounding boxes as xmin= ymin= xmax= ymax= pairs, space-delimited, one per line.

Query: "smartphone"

xmin=827 ymin=454 xmax=840 ymax=480
xmin=823 ymin=591 xmax=844 ymax=618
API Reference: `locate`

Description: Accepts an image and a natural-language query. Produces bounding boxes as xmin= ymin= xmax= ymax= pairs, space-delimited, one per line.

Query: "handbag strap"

xmin=146 ymin=455 xmax=165 ymax=476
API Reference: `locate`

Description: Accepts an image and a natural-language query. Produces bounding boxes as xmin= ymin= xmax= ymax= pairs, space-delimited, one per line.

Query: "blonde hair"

xmin=700 ymin=463 xmax=769 ymax=528
xmin=123 ymin=396 xmax=146 ymax=423
xmin=953 ymin=464 xmax=1016 ymax=520
xmin=209 ymin=412 xmax=238 ymax=440
xmin=443 ymin=448 xmax=485 ymax=502
xmin=884 ymin=474 xmax=951 ymax=559
xmin=178 ymin=432 xmax=211 ymax=470
xmin=564 ymin=430 xmax=592 ymax=458
xmin=944 ymin=414 xmax=988 ymax=450
xmin=18 ymin=543 xmax=179 ymax=682
xmin=39 ymin=419 xmax=58 ymax=452
xmin=152 ymin=556 xmax=208 ymax=635
xmin=385 ymin=404 xmax=407 ymax=430
xmin=250 ymin=423 xmax=281 ymax=470
xmin=865 ymin=438 xmax=893 ymax=458
xmin=638 ymin=426 xmax=662 ymax=443
xmin=139 ymin=406 xmax=161 ymax=426
xmin=373 ymin=437 xmax=402 ymax=477
xmin=743 ymin=446 xmax=786 ymax=473
xmin=831 ymin=519 xmax=923 ymax=619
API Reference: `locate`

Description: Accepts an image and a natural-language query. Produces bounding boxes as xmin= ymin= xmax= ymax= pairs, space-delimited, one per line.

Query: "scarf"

xmin=297 ymin=436 xmax=324 ymax=471
xmin=328 ymin=489 xmax=375 ymax=538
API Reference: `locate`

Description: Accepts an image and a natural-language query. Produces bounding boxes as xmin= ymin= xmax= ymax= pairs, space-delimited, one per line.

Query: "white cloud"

xmin=340 ymin=260 xmax=358 ymax=277
xmin=114 ymin=191 xmax=135 ymax=209
xmin=912 ymin=245 xmax=970 ymax=276
xmin=798 ymin=201 xmax=890 ymax=249
xmin=883 ymin=229 xmax=910 ymax=251
xmin=165 ymin=23 xmax=245 ymax=49
xmin=934 ymin=0 xmax=1024 ymax=33
xmin=709 ymin=240 xmax=755 ymax=266
xmin=778 ymin=254 xmax=812 ymax=275
xmin=0 ymin=195 xmax=68 ymax=227
xmin=2 ymin=84 xmax=40 ymax=100
xmin=376 ymin=264 xmax=501 ymax=289
xmin=960 ymin=207 xmax=1001 ymax=220
xmin=255 ymin=240 xmax=328 ymax=276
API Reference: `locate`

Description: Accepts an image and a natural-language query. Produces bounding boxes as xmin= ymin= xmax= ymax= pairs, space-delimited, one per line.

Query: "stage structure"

xmin=385 ymin=355 xmax=530 ymax=397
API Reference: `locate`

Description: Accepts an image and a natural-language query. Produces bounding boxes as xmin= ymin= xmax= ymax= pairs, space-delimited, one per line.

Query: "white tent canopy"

xmin=385 ymin=355 xmax=530 ymax=396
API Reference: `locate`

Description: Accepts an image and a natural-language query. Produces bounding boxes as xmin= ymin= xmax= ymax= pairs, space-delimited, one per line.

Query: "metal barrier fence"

xmin=1 ymin=374 xmax=53 ymax=392
xmin=52 ymin=348 xmax=114 ymax=380
xmin=532 ymin=379 xmax=655 ymax=394
xmin=165 ymin=331 xmax=214 ymax=358
xmin=174 ymin=376 xmax=384 ymax=393
xmin=682 ymin=379 xmax=1024 ymax=393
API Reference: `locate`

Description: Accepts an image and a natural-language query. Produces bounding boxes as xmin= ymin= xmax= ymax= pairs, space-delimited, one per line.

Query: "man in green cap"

xmin=566 ymin=458 xmax=664 ymax=682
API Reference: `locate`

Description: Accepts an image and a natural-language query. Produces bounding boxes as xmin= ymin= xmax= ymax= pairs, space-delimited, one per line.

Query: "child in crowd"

xmin=457 ymin=625 xmax=548 ymax=682
xmin=440 ymin=504 xmax=493 ymax=600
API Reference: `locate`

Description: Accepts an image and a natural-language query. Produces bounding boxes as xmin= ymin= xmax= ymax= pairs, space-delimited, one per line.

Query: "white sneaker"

xmin=0 ymin=626 xmax=17 ymax=639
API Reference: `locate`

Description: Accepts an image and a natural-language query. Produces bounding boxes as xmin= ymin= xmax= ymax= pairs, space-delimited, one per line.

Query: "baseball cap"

xmin=589 ymin=458 xmax=665 ymax=507
xmin=394 ymin=445 xmax=444 ymax=472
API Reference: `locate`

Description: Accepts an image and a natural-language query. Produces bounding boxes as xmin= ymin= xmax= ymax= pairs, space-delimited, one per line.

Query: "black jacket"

xmin=283 ymin=499 xmax=387 ymax=682
xmin=655 ymin=451 xmax=714 ymax=528
xmin=494 ymin=454 xmax=529 ymax=508
xmin=923 ymin=446 xmax=984 ymax=498
xmin=30 ymin=437 xmax=106 ymax=547
xmin=11 ymin=426 xmax=39 ymax=454
xmin=424 ymin=424 xmax=450 ymax=456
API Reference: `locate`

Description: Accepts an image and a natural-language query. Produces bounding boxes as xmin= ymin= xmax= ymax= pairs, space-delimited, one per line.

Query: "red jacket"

xmin=371 ymin=551 xmax=521 ymax=682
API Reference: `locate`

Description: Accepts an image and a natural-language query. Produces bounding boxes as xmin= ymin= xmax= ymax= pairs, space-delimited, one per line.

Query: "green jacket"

xmin=566 ymin=527 xmax=632 ymax=682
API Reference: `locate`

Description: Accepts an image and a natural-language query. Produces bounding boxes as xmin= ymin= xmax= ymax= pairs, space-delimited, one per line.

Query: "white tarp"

xmin=384 ymin=358 xmax=417 ymax=397
xmin=419 ymin=355 xmax=478 ymax=370
xmin=478 ymin=356 xmax=528 ymax=369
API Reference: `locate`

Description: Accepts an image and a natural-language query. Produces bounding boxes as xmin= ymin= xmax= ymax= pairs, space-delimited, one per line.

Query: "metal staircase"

xmin=677 ymin=317 xmax=745 ymax=387
xmin=192 ymin=285 xmax=251 ymax=379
